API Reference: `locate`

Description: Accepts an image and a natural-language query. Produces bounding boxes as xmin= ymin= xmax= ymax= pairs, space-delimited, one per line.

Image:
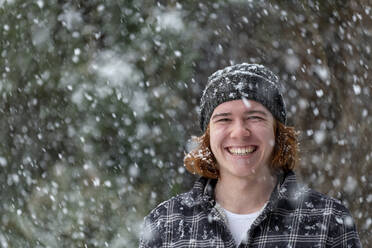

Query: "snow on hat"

xmin=199 ymin=63 xmax=286 ymax=132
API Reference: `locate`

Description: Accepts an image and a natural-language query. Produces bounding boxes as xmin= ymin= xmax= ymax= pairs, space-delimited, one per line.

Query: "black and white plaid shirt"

xmin=140 ymin=171 xmax=361 ymax=247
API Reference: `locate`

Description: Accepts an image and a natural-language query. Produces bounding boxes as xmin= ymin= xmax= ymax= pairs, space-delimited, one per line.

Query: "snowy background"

xmin=0 ymin=0 xmax=371 ymax=247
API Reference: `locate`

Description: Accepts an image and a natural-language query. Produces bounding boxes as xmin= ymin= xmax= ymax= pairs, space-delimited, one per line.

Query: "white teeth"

xmin=228 ymin=146 xmax=255 ymax=155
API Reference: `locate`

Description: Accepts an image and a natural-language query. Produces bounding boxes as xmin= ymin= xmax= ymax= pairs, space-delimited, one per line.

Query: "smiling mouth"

xmin=227 ymin=146 xmax=257 ymax=156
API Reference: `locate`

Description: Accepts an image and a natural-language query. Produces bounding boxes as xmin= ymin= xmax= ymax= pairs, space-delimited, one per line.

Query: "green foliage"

xmin=0 ymin=0 xmax=371 ymax=247
xmin=1 ymin=1 xmax=199 ymax=246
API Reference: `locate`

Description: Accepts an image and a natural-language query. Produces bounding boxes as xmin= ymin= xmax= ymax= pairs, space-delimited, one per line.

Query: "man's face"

xmin=209 ymin=99 xmax=276 ymax=180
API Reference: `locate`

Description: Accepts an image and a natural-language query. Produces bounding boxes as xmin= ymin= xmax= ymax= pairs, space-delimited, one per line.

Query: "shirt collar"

xmin=181 ymin=170 xmax=302 ymax=209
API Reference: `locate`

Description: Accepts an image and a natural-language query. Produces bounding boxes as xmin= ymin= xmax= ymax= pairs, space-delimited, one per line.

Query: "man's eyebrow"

xmin=212 ymin=110 xmax=268 ymax=119
xmin=211 ymin=112 xmax=231 ymax=120
xmin=244 ymin=110 xmax=268 ymax=116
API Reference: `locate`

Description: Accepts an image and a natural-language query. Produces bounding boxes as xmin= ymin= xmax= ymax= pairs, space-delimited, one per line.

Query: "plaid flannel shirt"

xmin=139 ymin=171 xmax=361 ymax=248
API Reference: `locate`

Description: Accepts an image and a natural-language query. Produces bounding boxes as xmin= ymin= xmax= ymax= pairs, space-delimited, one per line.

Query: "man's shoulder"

xmin=145 ymin=177 xmax=211 ymax=221
xmin=271 ymin=175 xmax=361 ymax=246
xmin=145 ymin=192 xmax=189 ymax=220
xmin=279 ymin=179 xmax=356 ymax=228
xmin=280 ymin=171 xmax=350 ymax=214
xmin=139 ymin=189 xmax=204 ymax=247
xmin=302 ymin=187 xmax=353 ymax=217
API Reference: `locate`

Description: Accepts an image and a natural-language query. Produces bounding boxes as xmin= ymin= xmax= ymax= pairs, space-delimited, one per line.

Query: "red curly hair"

xmin=184 ymin=121 xmax=299 ymax=179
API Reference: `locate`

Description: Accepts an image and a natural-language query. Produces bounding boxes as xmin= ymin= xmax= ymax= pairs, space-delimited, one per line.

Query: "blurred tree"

xmin=1 ymin=0 xmax=198 ymax=246
xmin=0 ymin=0 xmax=370 ymax=247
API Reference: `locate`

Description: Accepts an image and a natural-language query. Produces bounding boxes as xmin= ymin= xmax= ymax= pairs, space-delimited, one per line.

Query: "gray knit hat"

xmin=199 ymin=63 xmax=286 ymax=132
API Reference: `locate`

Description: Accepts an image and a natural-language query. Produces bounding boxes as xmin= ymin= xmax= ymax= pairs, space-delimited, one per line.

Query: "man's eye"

xmin=216 ymin=118 xmax=231 ymax=122
xmin=248 ymin=116 xmax=263 ymax=120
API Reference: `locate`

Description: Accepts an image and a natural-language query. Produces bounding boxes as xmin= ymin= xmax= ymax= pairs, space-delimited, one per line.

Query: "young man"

xmin=140 ymin=63 xmax=361 ymax=247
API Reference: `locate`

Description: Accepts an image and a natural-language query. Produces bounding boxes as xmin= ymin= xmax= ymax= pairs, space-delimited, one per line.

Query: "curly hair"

xmin=183 ymin=121 xmax=299 ymax=179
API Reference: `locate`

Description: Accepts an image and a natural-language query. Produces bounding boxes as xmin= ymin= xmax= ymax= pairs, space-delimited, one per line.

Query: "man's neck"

xmin=215 ymin=171 xmax=277 ymax=214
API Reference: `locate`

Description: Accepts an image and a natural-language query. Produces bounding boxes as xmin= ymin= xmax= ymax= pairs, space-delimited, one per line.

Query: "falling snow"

xmin=0 ymin=1 xmax=371 ymax=247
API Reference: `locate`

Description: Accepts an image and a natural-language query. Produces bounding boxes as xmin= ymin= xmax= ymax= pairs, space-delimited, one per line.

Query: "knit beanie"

xmin=199 ymin=63 xmax=286 ymax=132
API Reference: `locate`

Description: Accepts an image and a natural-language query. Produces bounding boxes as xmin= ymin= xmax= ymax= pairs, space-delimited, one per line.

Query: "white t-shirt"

xmin=222 ymin=206 xmax=265 ymax=245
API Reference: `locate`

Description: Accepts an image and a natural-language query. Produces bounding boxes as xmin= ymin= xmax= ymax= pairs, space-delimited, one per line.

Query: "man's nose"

xmin=230 ymin=120 xmax=250 ymax=138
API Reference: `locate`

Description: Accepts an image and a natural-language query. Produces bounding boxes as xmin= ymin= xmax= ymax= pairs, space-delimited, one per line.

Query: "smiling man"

xmin=139 ymin=63 xmax=361 ymax=247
